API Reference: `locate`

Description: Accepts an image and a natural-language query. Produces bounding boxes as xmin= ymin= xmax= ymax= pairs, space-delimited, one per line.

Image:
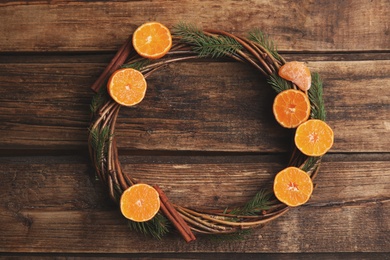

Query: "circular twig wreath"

xmin=88 ymin=23 xmax=332 ymax=242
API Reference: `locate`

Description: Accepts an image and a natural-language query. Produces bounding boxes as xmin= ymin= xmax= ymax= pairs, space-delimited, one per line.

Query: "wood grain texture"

xmin=0 ymin=58 xmax=389 ymax=152
xmin=0 ymin=0 xmax=389 ymax=257
xmin=0 ymin=155 xmax=389 ymax=253
xmin=1 ymin=253 xmax=389 ymax=259
xmin=1 ymin=205 xmax=388 ymax=253
xmin=0 ymin=0 xmax=389 ymax=52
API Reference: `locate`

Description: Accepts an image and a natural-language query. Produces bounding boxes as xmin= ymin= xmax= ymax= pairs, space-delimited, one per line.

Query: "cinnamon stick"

xmin=154 ymin=185 xmax=196 ymax=242
xmin=159 ymin=201 xmax=193 ymax=243
xmin=91 ymin=34 xmax=134 ymax=93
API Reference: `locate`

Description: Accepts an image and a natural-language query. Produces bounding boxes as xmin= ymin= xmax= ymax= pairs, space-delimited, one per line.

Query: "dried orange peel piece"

xmin=279 ymin=61 xmax=312 ymax=91
xmin=133 ymin=22 xmax=172 ymax=59
xmin=120 ymin=183 xmax=161 ymax=222
xmin=273 ymin=89 xmax=311 ymax=128
xmin=273 ymin=167 xmax=313 ymax=207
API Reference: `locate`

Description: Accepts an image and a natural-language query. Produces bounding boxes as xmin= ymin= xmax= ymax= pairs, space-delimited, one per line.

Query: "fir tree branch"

xmin=127 ymin=213 xmax=170 ymax=239
xmin=90 ymin=86 xmax=109 ymax=114
xmin=89 ymin=126 xmax=112 ymax=167
xmin=301 ymin=156 xmax=320 ymax=172
xmin=121 ymin=59 xmax=150 ymax=71
xmin=248 ymin=28 xmax=282 ymax=62
xmin=240 ymin=189 xmax=273 ymax=214
xmin=172 ymin=22 xmax=242 ymax=58
xmin=229 ymin=189 xmax=272 ymax=216
xmin=308 ymin=72 xmax=326 ymax=120
xmin=267 ymin=73 xmax=292 ymax=93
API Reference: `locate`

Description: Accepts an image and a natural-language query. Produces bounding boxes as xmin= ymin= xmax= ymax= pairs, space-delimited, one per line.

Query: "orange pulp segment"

xmin=273 ymin=89 xmax=311 ymax=128
xmin=279 ymin=61 xmax=312 ymax=91
xmin=273 ymin=166 xmax=313 ymax=207
xmin=133 ymin=22 xmax=172 ymax=59
xmin=120 ymin=183 xmax=161 ymax=222
xmin=295 ymin=119 xmax=334 ymax=156
xmin=107 ymin=68 xmax=147 ymax=106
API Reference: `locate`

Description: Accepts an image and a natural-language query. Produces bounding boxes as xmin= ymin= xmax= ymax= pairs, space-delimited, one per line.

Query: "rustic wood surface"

xmin=0 ymin=0 xmax=389 ymax=258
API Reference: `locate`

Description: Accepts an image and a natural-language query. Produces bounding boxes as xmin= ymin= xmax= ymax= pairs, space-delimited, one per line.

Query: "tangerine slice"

xmin=120 ymin=183 xmax=161 ymax=222
xmin=133 ymin=22 xmax=172 ymax=59
xmin=273 ymin=89 xmax=311 ymax=128
xmin=279 ymin=61 xmax=311 ymax=91
xmin=295 ymin=119 xmax=334 ymax=156
xmin=273 ymin=167 xmax=313 ymax=207
xmin=107 ymin=68 xmax=147 ymax=106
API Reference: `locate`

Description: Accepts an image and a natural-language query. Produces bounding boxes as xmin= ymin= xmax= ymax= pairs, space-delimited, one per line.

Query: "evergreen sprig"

xmin=301 ymin=156 xmax=320 ymax=172
xmin=90 ymin=86 xmax=108 ymax=114
xmin=308 ymin=72 xmax=326 ymax=120
xmin=127 ymin=213 xmax=170 ymax=239
xmin=240 ymin=189 xmax=273 ymax=214
xmin=121 ymin=59 xmax=150 ymax=71
xmin=267 ymin=73 xmax=292 ymax=93
xmin=89 ymin=126 xmax=112 ymax=168
xmin=229 ymin=189 xmax=272 ymax=216
xmin=248 ymin=28 xmax=282 ymax=61
xmin=172 ymin=22 xmax=242 ymax=58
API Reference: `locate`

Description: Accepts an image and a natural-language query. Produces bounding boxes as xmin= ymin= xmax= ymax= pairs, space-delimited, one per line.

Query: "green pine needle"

xmin=308 ymin=72 xmax=326 ymax=120
xmin=240 ymin=189 xmax=273 ymax=214
xmin=172 ymin=22 xmax=242 ymax=58
xmin=301 ymin=156 xmax=320 ymax=172
xmin=248 ymin=28 xmax=282 ymax=61
xmin=90 ymin=86 xmax=109 ymax=114
xmin=127 ymin=213 xmax=170 ymax=239
xmin=121 ymin=59 xmax=150 ymax=71
xmin=89 ymin=126 xmax=112 ymax=167
xmin=267 ymin=73 xmax=292 ymax=93
xmin=229 ymin=189 xmax=272 ymax=216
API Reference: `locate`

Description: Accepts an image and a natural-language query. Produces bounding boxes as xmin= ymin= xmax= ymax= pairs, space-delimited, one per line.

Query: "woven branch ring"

xmin=88 ymin=25 xmax=326 ymax=241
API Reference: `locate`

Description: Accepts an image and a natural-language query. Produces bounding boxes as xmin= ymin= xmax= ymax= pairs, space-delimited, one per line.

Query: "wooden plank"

xmin=0 ymin=57 xmax=389 ymax=152
xmin=1 ymin=253 xmax=389 ymax=260
xmin=0 ymin=155 xmax=388 ymax=253
xmin=1 ymin=154 xmax=388 ymax=210
xmin=0 ymin=0 xmax=389 ymax=52
xmin=0 ymin=0 xmax=388 ymax=258
xmin=1 ymin=204 xmax=388 ymax=253
xmin=0 ymin=154 xmax=283 ymax=211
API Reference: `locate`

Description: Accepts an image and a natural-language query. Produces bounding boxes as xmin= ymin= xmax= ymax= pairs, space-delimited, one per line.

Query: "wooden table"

xmin=1 ymin=1 xmax=389 ymax=258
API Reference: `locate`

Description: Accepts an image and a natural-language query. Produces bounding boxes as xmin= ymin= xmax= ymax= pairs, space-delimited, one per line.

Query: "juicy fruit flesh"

xmin=273 ymin=167 xmax=313 ymax=207
xmin=273 ymin=89 xmax=311 ymax=128
xmin=295 ymin=119 xmax=334 ymax=156
xmin=107 ymin=68 xmax=147 ymax=106
xmin=288 ymin=181 xmax=299 ymax=191
xmin=120 ymin=184 xmax=160 ymax=222
xmin=133 ymin=22 xmax=172 ymax=59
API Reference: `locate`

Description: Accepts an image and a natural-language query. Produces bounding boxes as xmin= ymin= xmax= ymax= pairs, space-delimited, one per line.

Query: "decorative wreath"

xmin=88 ymin=22 xmax=332 ymax=242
